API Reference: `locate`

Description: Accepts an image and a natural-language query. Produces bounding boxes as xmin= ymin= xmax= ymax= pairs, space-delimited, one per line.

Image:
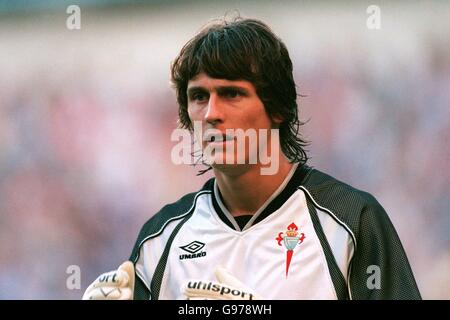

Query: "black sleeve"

xmin=349 ymin=200 xmax=421 ymax=299
xmin=134 ymin=274 xmax=151 ymax=300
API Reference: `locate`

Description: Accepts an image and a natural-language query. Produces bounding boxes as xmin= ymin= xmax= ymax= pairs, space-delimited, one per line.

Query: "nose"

xmin=204 ymin=93 xmax=224 ymax=126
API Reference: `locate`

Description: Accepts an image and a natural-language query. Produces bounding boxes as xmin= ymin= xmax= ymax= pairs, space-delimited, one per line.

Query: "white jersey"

xmin=129 ymin=164 xmax=420 ymax=300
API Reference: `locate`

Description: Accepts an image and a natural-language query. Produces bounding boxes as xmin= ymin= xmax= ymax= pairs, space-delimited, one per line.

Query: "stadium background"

xmin=0 ymin=0 xmax=448 ymax=299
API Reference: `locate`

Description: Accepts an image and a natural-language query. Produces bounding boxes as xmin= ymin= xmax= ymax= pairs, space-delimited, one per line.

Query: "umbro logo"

xmin=179 ymin=241 xmax=207 ymax=260
xmin=180 ymin=240 xmax=205 ymax=253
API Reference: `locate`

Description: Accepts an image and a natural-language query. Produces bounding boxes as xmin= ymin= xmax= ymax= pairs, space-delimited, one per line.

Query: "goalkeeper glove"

xmin=182 ymin=266 xmax=262 ymax=300
xmin=82 ymin=261 xmax=135 ymax=300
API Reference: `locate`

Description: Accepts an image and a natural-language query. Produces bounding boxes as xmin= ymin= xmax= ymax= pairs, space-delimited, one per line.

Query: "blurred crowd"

xmin=0 ymin=3 xmax=448 ymax=299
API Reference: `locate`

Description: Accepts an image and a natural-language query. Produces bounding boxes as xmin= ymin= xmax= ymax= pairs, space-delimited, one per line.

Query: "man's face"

xmin=187 ymin=72 xmax=279 ymax=171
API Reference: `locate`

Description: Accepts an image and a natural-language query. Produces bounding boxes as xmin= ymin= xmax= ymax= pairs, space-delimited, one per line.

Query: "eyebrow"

xmin=187 ymin=85 xmax=250 ymax=95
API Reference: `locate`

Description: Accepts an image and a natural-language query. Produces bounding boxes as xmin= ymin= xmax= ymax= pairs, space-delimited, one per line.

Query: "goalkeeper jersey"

xmin=129 ymin=163 xmax=421 ymax=300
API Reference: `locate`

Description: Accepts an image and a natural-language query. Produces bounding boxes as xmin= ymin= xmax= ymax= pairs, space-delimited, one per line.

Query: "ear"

xmin=271 ymin=113 xmax=284 ymax=124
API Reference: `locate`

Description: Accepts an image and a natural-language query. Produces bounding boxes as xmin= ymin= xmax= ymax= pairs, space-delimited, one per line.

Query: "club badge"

xmin=276 ymin=222 xmax=305 ymax=277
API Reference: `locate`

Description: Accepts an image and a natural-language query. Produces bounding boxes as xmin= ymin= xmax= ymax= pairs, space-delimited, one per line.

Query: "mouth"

xmin=204 ymin=133 xmax=234 ymax=143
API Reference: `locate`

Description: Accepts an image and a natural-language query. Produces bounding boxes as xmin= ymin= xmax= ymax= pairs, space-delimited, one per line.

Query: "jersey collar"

xmin=210 ymin=163 xmax=311 ymax=231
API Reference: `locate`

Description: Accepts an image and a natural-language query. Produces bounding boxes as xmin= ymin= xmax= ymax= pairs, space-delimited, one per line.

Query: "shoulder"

xmin=138 ymin=178 xmax=213 ymax=239
xmin=129 ymin=178 xmax=214 ymax=258
xmin=301 ymin=167 xmax=380 ymax=207
xmin=298 ymin=167 xmax=387 ymax=236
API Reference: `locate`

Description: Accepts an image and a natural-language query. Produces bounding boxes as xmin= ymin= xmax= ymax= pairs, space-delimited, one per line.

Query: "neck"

xmin=213 ymin=156 xmax=294 ymax=217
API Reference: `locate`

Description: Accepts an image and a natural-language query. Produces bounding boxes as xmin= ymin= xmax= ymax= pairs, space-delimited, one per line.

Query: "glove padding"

xmin=182 ymin=267 xmax=262 ymax=300
xmin=82 ymin=261 xmax=135 ymax=300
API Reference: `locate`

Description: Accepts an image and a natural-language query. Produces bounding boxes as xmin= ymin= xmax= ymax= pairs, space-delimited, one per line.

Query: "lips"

xmin=204 ymin=132 xmax=234 ymax=143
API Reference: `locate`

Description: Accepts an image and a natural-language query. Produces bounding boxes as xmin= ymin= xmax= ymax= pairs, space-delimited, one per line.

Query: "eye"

xmin=223 ymin=89 xmax=242 ymax=99
xmin=191 ymin=92 xmax=208 ymax=103
xmin=226 ymin=91 xmax=239 ymax=98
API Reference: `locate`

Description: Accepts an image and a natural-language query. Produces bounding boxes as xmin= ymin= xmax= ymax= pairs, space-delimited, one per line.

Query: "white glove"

xmin=82 ymin=261 xmax=135 ymax=300
xmin=182 ymin=267 xmax=262 ymax=300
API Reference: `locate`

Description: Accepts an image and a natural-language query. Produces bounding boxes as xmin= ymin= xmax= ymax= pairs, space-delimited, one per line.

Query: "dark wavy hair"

xmin=171 ymin=16 xmax=308 ymax=169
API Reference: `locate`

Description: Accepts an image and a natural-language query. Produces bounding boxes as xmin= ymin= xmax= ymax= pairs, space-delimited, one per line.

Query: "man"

xmin=83 ymin=17 xmax=421 ymax=300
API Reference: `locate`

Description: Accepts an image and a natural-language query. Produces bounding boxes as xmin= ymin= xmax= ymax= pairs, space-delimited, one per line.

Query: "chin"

xmin=209 ymin=153 xmax=254 ymax=175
